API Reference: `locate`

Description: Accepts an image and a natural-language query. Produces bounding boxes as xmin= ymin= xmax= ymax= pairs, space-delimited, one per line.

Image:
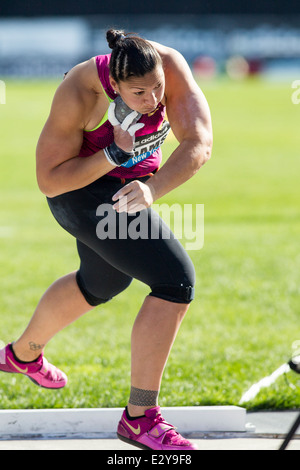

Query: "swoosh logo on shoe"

xmin=152 ymin=424 xmax=172 ymax=437
xmin=7 ymin=356 xmax=28 ymax=374
xmin=123 ymin=418 xmax=141 ymax=435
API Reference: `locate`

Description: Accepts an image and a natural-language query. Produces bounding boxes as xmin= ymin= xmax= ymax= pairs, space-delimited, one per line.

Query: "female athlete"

xmin=0 ymin=29 xmax=212 ymax=450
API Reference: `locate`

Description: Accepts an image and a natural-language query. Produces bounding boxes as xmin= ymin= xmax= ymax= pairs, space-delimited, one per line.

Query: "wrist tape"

xmin=103 ymin=141 xmax=134 ymax=167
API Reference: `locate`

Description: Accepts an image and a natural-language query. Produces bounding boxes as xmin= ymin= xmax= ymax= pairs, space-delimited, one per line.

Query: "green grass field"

xmin=0 ymin=77 xmax=300 ymax=410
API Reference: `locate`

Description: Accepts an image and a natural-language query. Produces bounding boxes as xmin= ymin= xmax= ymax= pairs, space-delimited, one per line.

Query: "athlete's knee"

xmin=149 ymin=283 xmax=195 ymax=304
xmin=76 ymin=270 xmax=132 ymax=307
xmin=76 ymin=271 xmax=110 ymax=306
xmin=149 ymin=254 xmax=196 ymax=304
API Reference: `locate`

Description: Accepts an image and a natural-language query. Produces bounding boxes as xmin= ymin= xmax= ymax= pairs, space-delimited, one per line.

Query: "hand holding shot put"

xmin=104 ymin=97 xmax=144 ymax=164
xmin=107 ymin=97 xmax=154 ymax=213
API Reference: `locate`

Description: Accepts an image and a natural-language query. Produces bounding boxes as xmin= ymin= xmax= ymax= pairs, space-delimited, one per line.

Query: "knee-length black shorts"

xmin=47 ymin=175 xmax=195 ymax=306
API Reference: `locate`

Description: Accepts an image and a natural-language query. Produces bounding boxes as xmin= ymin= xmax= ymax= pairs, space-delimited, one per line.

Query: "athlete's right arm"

xmin=36 ymin=62 xmax=116 ymax=198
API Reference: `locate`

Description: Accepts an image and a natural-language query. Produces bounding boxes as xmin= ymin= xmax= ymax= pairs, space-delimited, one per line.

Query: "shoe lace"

xmin=42 ymin=359 xmax=63 ymax=382
xmin=151 ymin=413 xmax=190 ymax=446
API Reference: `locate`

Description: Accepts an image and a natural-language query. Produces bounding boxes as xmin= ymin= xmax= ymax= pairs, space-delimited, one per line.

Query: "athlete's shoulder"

xmin=150 ymin=42 xmax=191 ymax=75
xmin=63 ymin=57 xmax=103 ymax=96
xmin=53 ymin=57 xmax=106 ymax=118
xmin=150 ymin=41 xmax=197 ymax=100
xmin=48 ymin=57 xmax=106 ymax=132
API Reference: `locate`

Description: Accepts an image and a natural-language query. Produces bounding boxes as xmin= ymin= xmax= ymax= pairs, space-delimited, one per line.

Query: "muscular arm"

xmin=36 ymin=60 xmax=114 ymax=197
xmin=148 ymin=45 xmax=213 ymax=200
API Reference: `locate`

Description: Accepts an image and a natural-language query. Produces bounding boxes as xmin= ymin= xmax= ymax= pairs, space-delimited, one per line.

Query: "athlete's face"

xmin=110 ymin=66 xmax=165 ymax=115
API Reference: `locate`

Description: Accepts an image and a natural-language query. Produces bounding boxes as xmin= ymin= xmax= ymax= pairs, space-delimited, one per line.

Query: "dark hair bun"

xmin=106 ymin=29 xmax=125 ymax=49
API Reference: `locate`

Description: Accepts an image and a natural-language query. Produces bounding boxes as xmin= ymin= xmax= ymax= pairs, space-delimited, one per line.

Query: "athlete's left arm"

xmin=147 ymin=47 xmax=213 ymax=201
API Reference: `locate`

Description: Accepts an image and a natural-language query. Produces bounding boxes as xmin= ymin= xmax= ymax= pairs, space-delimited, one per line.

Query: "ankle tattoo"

xmin=129 ymin=386 xmax=159 ymax=407
xmin=29 ymin=341 xmax=44 ymax=352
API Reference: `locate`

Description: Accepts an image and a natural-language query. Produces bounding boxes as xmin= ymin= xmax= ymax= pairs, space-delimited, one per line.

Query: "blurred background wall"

xmin=0 ymin=1 xmax=300 ymax=79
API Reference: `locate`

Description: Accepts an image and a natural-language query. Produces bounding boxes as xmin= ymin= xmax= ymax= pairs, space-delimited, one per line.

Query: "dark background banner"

xmin=1 ymin=0 xmax=300 ymax=16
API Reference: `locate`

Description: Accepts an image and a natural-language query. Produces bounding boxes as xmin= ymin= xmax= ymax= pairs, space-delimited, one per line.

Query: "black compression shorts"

xmin=47 ymin=175 xmax=195 ymax=306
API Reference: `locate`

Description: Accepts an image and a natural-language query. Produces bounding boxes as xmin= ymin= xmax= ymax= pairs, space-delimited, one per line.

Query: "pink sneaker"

xmin=117 ymin=406 xmax=198 ymax=450
xmin=0 ymin=343 xmax=67 ymax=389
